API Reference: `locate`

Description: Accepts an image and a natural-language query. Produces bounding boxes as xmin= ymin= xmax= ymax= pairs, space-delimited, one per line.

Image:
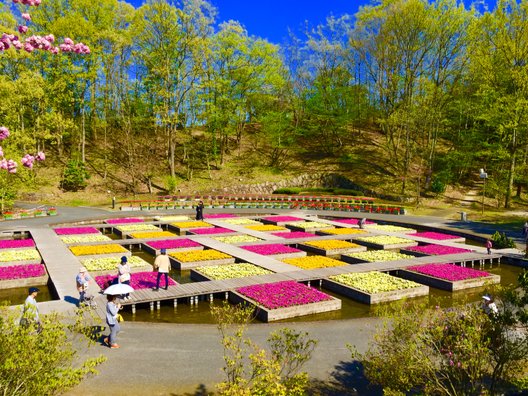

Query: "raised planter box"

xmin=88 ymin=265 xmax=152 ymax=277
xmin=322 ymin=279 xmax=429 ymax=304
xmin=266 ymin=251 xmax=307 ymax=260
xmin=168 ymin=256 xmax=235 ymax=270
xmin=352 ymin=239 xmax=418 ymax=250
xmin=0 ymin=258 xmax=42 ymax=267
xmin=397 ymin=269 xmax=500 ymax=291
xmin=229 ymin=291 xmax=341 ymax=322
xmin=141 ymin=243 xmax=204 ymax=256
xmin=286 ymin=224 xmax=334 ymax=232
xmin=298 ymin=243 xmax=366 ymax=256
xmin=0 ymin=274 xmax=49 ymax=290
xmin=71 ymin=251 xmax=132 ymax=260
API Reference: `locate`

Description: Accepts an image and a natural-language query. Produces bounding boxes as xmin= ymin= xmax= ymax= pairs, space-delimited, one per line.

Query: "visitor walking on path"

xmin=359 ymin=218 xmax=366 ymax=229
xmin=195 ymin=200 xmax=204 ymax=220
xmin=105 ymin=295 xmax=122 ymax=349
xmin=76 ymin=266 xmax=95 ymax=307
xmin=153 ymin=248 xmax=170 ymax=291
xmin=522 ymin=221 xmax=528 ymax=237
xmin=486 ymin=239 xmax=492 ymax=255
xmin=117 ymin=256 xmax=131 ymax=301
xmin=21 ymin=287 xmax=42 ymax=333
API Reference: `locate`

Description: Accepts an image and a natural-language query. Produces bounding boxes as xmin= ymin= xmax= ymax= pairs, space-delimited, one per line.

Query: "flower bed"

xmin=213 ymin=235 xmax=262 ymax=244
xmin=169 ymin=249 xmax=235 ymax=270
xmin=403 ymin=244 xmax=472 ymax=256
xmin=271 ymin=231 xmax=317 ymax=239
xmin=245 ymin=224 xmax=288 ymax=232
xmin=69 ymin=244 xmax=128 ymax=256
xmin=60 ymin=235 xmax=112 ymax=244
xmin=223 ymin=218 xmax=261 ymax=225
xmin=365 ymin=224 xmax=415 ymax=233
xmin=341 ymin=250 xmax=414 ymax=264
xmin=0 ymin=239 xmax=35 ymax=249
xmin=353 ymin=235 xmax=417 ymax=249
xmin=54 ymin=227 xmax=100 ymax=235
xmin=95 ymin=270 xmax=177 ymax=290
xmin=106 ymin=217 xmax=144 ymax=224
xmin=286 ymin=221 xmax=334 ymax=231
xmin=81 ymin=256 xmax=151 ymax=273
xmin=156 ymin=215 xmax=189 ymax=222
xmin=204 ymin=213 xmax=237 ymax=219
xmin=410 ymin=231 xmax=464 ymax=241
xmin=335 ymin=218 xmax=376 ymax=225
xmin=0 ymin=248 xmax=41 ymax=264
xmin=191 ymin=263 xmax=272 ymax=281
xmin=0 ymin=263 xmax=48 ymax=289
xmin=188 ymin=227 xmax=235 ymax=235
xmin=128 ymin=231 xmax=176 ymax=239
xmin=240 ymin=244 xmax=306 ymax=259
xmin=231 ymin=281 xmax=341 ymax=322
xmin=282 ymin=256 xmax=347 ymax=269
xmin=142 ymin=238 xmax=203 ymax=255
xmin=299 ymin=240 xmax=366 ymax=256
xmin=170 ymin=221 xmax=212 ymax=229
xmin=317 ymin=228 xmax=366 ymax=236
xmin=407 ymin=263 xmax=490 ymax=281
xmin=261 ymin=215 xmax=303 ymax=225
xmin=115 ymin=224 xmax=159 ymax=233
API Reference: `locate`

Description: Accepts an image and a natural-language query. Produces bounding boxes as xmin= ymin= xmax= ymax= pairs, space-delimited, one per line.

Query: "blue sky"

xmin=125 ymin=0 xmax=495 ymax=44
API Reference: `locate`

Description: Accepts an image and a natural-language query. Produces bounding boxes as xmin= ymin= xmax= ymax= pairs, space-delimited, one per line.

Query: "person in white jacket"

xmin=153 ymin=248 xmax=171 ymax=291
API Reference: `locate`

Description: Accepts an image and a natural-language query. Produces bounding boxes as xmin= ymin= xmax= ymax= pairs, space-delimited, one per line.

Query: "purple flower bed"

xmin=262 ymin=215 xmax=303 ymax=222
xmin=411 ymin=231 xmax=461 ymax=240
xmin=406 ymin=244 xmax=472 ymax=255
xmin=237 ymin=281 xmax=333 ymax=309
xmin=106 ymin=218 xmax=144 ymax=224
xmin=54 ymin=227 xmax=100 ymax=235
xmin=407 ymin=263 xmax=490 ymax=281
xmin=191 ymin=227 xmax=235 ymax=235
xmin=335 ymin=218 xmax=376 ymax=225
xmin=241 ymin=244 xmax=302 ymax=255
xmin=146 ymin=239 xmax=202 ymax=249
xmin=95 ymin=271 xmax=177 ymax=290
xmin=271 ymin=231 xmax=317 ymax=239
xmin=204 ymin=214 xmax=237 ymax=219
xmin=0 ymin=239 xmax=35 ymax=249
xmin=0 ymin=264 xmax=46 ymax=280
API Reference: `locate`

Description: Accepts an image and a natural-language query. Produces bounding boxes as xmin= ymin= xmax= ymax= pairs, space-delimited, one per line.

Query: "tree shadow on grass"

xmin=309 ymin=360 xmax=382 ymax=396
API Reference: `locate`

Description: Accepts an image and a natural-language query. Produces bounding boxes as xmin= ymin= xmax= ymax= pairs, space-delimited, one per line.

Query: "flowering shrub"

xmin=146 ymin=239 xmax=202 ymax=249
xmin=223 ymin=218 xmax=261 ymax=225
xmin=0 ymin=239 xmax=35 ymax=249
xmin=69 ymin=244 xmax=127 ymax=256
xmin=196 ymin=263 xmax=272 ymax=280
xmin=346 ymin=250 xmax=413 ymax=262
xmin=95 ymin=271 xmax=177 ymax=290
xmin=190 ymin=227 xmax=235 ymax=235
xmin=271 ymin=231 xmax=317 ymax=239
xmin=240 ymin=244 xmax=302 ymax=255
xmin=0 ymin=248 xmax=40 ymax=262
xmin=54 ymin=227 xmax=100 ymax=235
xmin=303 ymin=240 xmax=361 ymax=250
xmin=407 ymin=263 xmax=491 ymax=281
xmin=355 ymin=236 xmax=413 ymax=245
xmin=214 ymin=235 xmax=262 ymax=244
xmin=106 ymin=218 xmax=144 ymax=224
xmin=60 ymin=235 xmax=112 ymax=244
xmin=115 ymin=224 xmax=159 ymax=232
xmin=169 ymin=249 xmax=232 ymax=262
xmin=245 ymin=224 xmax=287 ymax=232
xmin=129 ymin=231 xmax=176 ymax=239
xmin=286 ymin=221 xmax=333 ymax=230
xmin=81 ymin=256 xmax=150 ymax=272
xmin=0 ymin=263 xmax=45 ymax=280
xmin=329 ymin=272 xmax=421 ymax=293
xmin=156 ymin=215 xmax=189 ymax=222
xmin=365 ymin=225 xmax=415 ymax=233
xmin=335 ymin=218 xmax=376 ymax=225
xmin=262 ymin=216 xmax=303 ymax=222
xmin=320 ymin=228 xmax=366 ymax=235
xmin=204 ymin=213 xmax=237 ymax=219
xmin=282 ymin=256 xmax=346 ymax=269
xmin=170 ymin=221 xmax=212 ymax=228
xmin=405 ymin=244 xmax=472 ymax=256
xmin=410 ymin=232 xmax=462 ymax=240
xmin=237 ymin=281 xmax=333 ymax=309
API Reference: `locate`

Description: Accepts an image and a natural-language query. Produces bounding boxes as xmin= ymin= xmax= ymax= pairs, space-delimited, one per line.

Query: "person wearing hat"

xmin=482 ymin=295 xmax=498 ymax=315
xmin=117 ymin=256 xmax=131 ymax=301
xmin=76 ymin=266 xmax=93 ymax=306
xmin=21 ymin=287 xmax=42 ymax=333
xmin=153 ymin=248 xmax=170 ymax=291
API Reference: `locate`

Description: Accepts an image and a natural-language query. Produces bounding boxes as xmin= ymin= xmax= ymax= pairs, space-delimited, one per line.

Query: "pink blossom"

xmin=24 ymin=42 xmax=34 ymax=52
xmin=18 ymin=25 xmax=28 ymax=34
xmin=35 ymin=151 xmax=45 ymax=161
xmin=95 ymin=271 xmax=177 ymax=290
xmin=411 ymin=232 xmax=461 ymax=240
xmin=54 ymin=227 xmax=100 ymax=235
xmin=146 ymin=239 xmax=201 ymax=249
xmin=44 ymin=34 xmax=54 ymax=43
xmin=0 ymin=263 xmax=45 ymax=280
xmin=204 ymin=213 xmax=237 ymax=219
xmin=63 ymin=37 xmax=74 ymax=45
xmin=262 ymin=215 xmax=303 ymax=223
xmin=271 ymin=231 xmax=318 ymax=239
xmin=7 ymin=159 xmax=17 ymax=173
xmin=0 ymin=159 xmax=7 ymax=170
xmin=241 ymin=244 xmax=302 ymax=255
xmin=0 ymin=239 xmax=35 ymax=249
xmin=408 ymin=263 xmax=491 ymax=281
xmin=22 ymin=13 xmax=31 ymax=21
xmin=336 ymin=218 xmax=376 ymax=225
xmin=21 ymin=154 xmax=34 ymax=169
xmin=106 ymin=217 xmax=143 ymax=224
xmin=406 ymin=244 xmax=472 ymax=256
xmin=0 ymin=127 xmax=9 ymax=140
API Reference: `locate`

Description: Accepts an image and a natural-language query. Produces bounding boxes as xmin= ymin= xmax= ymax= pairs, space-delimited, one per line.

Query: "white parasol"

xmin=103 ymin=283 xmax=135 ymax=295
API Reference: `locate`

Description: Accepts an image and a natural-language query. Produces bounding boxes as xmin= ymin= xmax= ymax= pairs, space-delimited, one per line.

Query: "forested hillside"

xmin=1 ymin=0 xmax=528 ymax=208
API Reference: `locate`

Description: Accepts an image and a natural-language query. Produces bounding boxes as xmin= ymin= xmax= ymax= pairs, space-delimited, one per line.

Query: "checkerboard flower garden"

xmin=329 ymin=272 xmax=422 ymax=293
xmin=54 ymin=227 xmax=100 ymax=235
xmin=169 ymin=249 xmax=232 ymax=262
xmin=195 ymin=263 xmax=273 ymax=280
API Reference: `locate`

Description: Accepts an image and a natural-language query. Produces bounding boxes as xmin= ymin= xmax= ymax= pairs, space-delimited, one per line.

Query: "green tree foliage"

xmin=61 ymin=159 xmax=89 ymax=191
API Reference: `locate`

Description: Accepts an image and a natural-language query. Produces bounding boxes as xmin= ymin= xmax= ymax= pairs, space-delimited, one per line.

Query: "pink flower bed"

xmin=95 ymin=271 xmax=177 ymax=290
xmin=271 ymin=231 xmax=317 ymax=239
xmin=204 ymin=214 xmax=237 ymax=219
xmin=241 ymin=244 xmax=302 ymax=255
xmin=237 ymin=281 xmax=333 ymax=309
xmin=407 ymin=263 xmax=490 ymax=281
xmin=146 ymin=239 xmax=202 ymax=249
xmin=406 ymin=244 xmax=472 ymax=255
xmin=191 ymin=227 xmax=235 ymax=235
xmin=411 ymin=231 xmax=461 ymax=240
xmin=0 ymin=264 xmax=46 ymax=280
xmin=54 ymin=227 xmax=100 ymax=235
xmin=0 ymin=239 xmax=35 ymax=249
xmin=262 ymin=215 xmax=303 ymax=222
xmin=106 ymin=218 xmax=144 ymax=224
xmin=335 ymin=218 xmax=376 ymax=225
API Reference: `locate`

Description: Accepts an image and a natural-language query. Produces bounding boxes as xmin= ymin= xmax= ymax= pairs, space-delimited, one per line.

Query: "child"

xmin=486 ymin=239 xmax=492 ymax=255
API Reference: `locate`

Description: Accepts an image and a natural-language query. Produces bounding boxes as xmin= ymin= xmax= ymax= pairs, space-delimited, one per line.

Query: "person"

xmin=104 ymin=295 xmax=122 ymax=348
xmin=358 ymin=218 xmax=367 ymax=229
xmin=21 ymin=287 xmax=42 ymax=333
xmin=118 ymin=256 xmax=131 ymax=301
xmin=195 ymin=200 xmax=204 ymax=220
xmin=76 ymin=266 xmax=95 ymax=307
xmin=523 ymin=221 xmax=528 ymax=237
xmin=482 ymin=295 xmax=498 ymax=316
xmin=153 ymin=248 xmax=171 ymax=291
xmin=486 ymin=239 xmax=492 ymax=255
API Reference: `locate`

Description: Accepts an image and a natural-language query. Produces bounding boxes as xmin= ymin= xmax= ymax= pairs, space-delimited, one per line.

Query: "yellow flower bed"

xmin=283 ymin=256 xmax=346 ymax=269
xmin=286 ymin=221 xmax=333 ymax=230
xmin=115 ymin=224 xmax=159 ymax=232
xmin=330 ymin=272 xmax=421 ymax=293
xmin=303 ymin=240 xmax=361 ymax=250
xmin=171 ymin=221 xmax=212 ymax=228
xmin=347 ymin=250 xmax=414 ymax=262
xmin=245 ymin=225 xmax=287 ymax=232
xmin=70 ymin=244 xmax=128 ymax=256
xmin=366 ymin=225 xmax=415 ymax=233
xmin=157 ymin=215 xmax=189 ymax=222
xmin=0 ymin=248 xmax=41 ymax=262
xmin=223 ymin=218 xmax=261 ymax=225
xmin=214 ymin=235 xmax=262 ymax=244
xmin=129 ymin=231 xmax=176 ymax=239
xmin=169 ymin=249 xmax=232 ymax=262
xmin=60 ymin=235 xmax=112 ymax=244
xmin=322 ymin=228 xmax=366 ymax=235
xmin=355 ymin=236 xmax=412 ymax=245
xmin=196 ymin=263 xmax=272 ymax=280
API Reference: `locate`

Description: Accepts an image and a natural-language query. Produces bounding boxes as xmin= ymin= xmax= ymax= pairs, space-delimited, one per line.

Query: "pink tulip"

xmin=22 ymin=13 xmax=31 ymax=21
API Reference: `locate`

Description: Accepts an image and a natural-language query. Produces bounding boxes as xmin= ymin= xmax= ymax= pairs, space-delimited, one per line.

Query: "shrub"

xmin=491 ymin=231 xmax=516 ymax=249
xmin=60 ymin=160 xmax=89 ymax=192
xmin=430 ymin=178 xmax=446 ymax=194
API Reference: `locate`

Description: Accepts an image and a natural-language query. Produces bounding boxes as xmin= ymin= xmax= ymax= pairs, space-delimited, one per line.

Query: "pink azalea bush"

xmin=408 ymin=263 xmax=490 ymax=281
xmin=237 ymin=281 xmax=333 ymax=310
xmin=262 ymin=216 xmax=303 ymax=222
xmin=54 ymin=227 xmax=100 ymax=235
xmin=95 ymin=271 xmax=177 ymax=290
xmin=335 ymin=218 xmax=376 ymax=225
xmin=146 ymin=239 xmax=201 ymax=249
xmin=241 ymin=244 xmax=302 ymax=255
xmin=411 ymin=231 xmax=461 ymax=240
xmin=204 ymin=213 xmax=237 ymax=219
xmin=406 ymin=244 xmax=472 ymax=255
xmin=271 ymin=231 xmax=317 ymax=239
xmin=191 ymin=227 xmax=235 ymax=235
xmin=106 ymin=218 xmax=144 ymax=224
xmin=0 ymin=239 xmax=35 ymax=249
xmin=0 ymin=263 xmax=45 ymax=280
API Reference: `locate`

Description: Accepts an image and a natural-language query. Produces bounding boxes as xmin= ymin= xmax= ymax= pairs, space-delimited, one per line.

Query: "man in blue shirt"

xmin=21 ymin=287 xmax=42 ymax=333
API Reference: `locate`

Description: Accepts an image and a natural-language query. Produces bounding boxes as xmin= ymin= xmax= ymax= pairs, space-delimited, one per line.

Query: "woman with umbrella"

xmin=104 ymin=294 xmax=122 ymax=349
